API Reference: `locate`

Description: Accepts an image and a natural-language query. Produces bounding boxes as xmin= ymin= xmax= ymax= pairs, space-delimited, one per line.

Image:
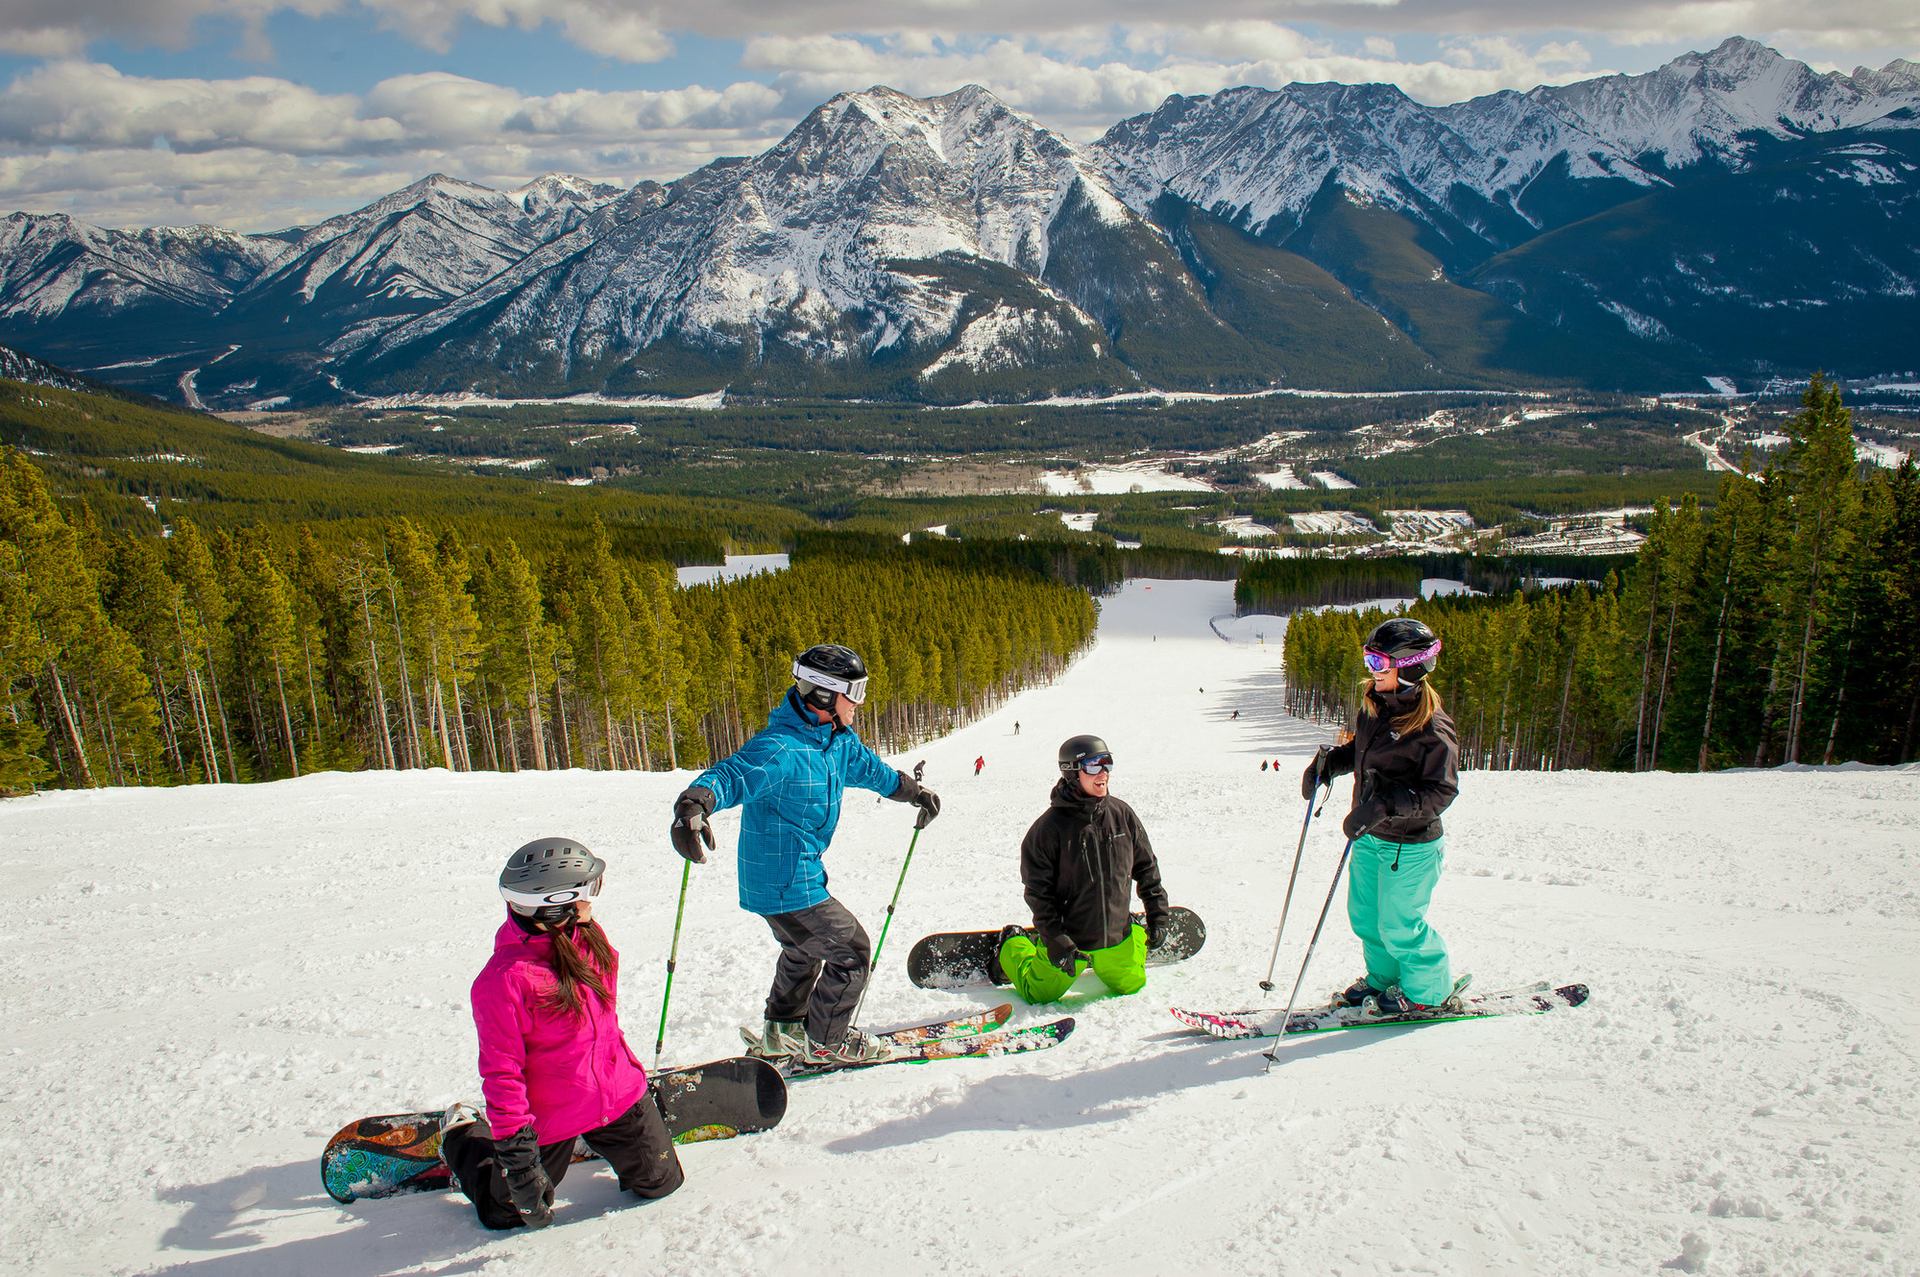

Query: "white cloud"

xmin=0 ymin=61 xmax=399 ymax=154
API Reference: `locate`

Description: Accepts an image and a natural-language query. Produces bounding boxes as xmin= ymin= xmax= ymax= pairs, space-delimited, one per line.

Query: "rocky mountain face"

xmin=1 ymin=38 xmax=1915 ymax=406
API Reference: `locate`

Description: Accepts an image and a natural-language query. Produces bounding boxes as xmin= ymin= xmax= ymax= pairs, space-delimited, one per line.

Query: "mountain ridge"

xmin=2 ymin=38 xmax=1915 ymax=404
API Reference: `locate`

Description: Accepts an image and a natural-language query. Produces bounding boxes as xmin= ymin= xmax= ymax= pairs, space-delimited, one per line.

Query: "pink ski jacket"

xmin=470 ymin=919 xmax=650 ymax=1144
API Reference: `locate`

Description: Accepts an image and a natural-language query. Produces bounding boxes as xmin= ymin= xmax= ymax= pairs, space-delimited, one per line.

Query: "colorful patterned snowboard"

xmin=321 ymin=1055 xmax=787 ymax=1204
xmin=1170 ymin=982 xmax=1589 ymax=1041
xmin=906 ymin=906 xmax=1206 ymax=989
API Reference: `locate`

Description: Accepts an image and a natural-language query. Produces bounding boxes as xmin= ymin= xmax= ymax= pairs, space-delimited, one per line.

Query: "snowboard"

xmin=785 ymin=1014 xmax=1077 ymax=1079
xmin=321 ymin=1055 xmax=788 ymax=1204
xmin=1169 ymin=982 xmax=1589 ymax=1041
xmin=906 ymin=906 xmax=1207 ymax=989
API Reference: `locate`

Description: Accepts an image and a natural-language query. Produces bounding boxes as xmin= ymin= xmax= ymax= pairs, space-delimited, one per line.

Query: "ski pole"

xmin=1260 ymin=745 xmax=1330 ymax=992
xmin=846 ymin=823 xmax=923 ymax=1040
xmin=652 ymin=859 xmax=692 ymax=1074
xmin=1262 ymin=834 xmax=1357 ymax=1071
xmin=1263 ymin=770 xmax=1377 ymax=1070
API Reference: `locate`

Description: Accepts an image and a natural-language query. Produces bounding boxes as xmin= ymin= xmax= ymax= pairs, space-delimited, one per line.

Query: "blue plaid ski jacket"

xmin=691 ymin=688 xmax=902 ymax=915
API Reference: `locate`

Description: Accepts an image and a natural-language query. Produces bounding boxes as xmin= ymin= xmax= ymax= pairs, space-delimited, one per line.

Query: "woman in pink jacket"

xmin=441 ymin=838 xmax=684 ymax=1230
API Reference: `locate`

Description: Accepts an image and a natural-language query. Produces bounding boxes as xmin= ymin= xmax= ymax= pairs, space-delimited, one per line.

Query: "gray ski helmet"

xmin=499 ymin=837 xmax=606 ymax=925
xmin=1364 ymin=616 xmax=1442 ymax=683
xmin=1058 ymin=734 xmax=1113 ymax=776
xmin=793 ymin=643 xmax=869 ymax=710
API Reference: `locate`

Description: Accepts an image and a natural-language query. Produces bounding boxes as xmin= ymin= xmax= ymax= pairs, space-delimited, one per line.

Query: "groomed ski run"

xmin=3 ymin=578 xmax=1915 ymax=1274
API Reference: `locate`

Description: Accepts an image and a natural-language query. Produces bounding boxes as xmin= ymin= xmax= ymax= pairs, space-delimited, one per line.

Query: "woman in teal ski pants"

xmin=1303 ymin=616 xmax=1461 ymax=1013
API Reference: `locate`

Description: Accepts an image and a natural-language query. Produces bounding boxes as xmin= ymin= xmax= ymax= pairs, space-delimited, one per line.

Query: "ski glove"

xmin=1342 ymin=768 xmax=1390 ymax=839
xmin=887 ymin=771 xmax=942 ymax=829
xmin=1300 ymin=745 xmax=1333 ymax=801
xmin=671 ymin=786 xmax=717 ymax=863
xmin=495 ymin=1125 xmax=554 ymax=1229
xmin=1145 ymin=913 xmax=1171 ymax=951
xmin=1045 ymin=931 xmax=1083 ymax=975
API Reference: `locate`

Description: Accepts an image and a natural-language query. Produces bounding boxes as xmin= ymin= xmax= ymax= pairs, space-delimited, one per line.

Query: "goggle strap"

xmin=1366 ymin=638 xmax=1442 ymax=671
xmin=794 ymin=661 xmax=868 ymax=703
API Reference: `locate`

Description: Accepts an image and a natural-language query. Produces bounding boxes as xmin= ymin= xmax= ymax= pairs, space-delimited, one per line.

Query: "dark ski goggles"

xmin=1363 ymin=638 xmax=1442 ymax=673
xmin=1078 ymin=753 xmax=1116 ymax=775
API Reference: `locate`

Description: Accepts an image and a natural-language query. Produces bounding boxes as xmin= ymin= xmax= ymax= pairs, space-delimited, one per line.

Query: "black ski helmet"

xmin=499 ymin=837 xmax=606 ymax=926
xmin=1364 ymin=616 xmax=1442 ymax=683
xmin=1058 ymin=734 xmax=1113 ymax=776
xmin=793 ymin=643 xmax=868 ymax=710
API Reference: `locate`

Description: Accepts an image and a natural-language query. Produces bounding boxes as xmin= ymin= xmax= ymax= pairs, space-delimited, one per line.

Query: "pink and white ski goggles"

xmin=1362 ymin=638 xmax=1442 ymax=673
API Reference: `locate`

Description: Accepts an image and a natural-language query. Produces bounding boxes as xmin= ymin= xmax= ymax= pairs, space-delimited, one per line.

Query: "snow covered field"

xmin=673 ymin=554 xmax=791 ymax=588
xmin=3 ymin=579 xmax=1916 ymax=1276
xmin=1039 ymin=465 xmax=1215 ymax=494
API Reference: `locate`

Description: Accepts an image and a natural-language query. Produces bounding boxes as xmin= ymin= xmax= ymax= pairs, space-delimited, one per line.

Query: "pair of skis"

xmin=1170 ymin=981 xmax=1590 ymax=1042
xmin=750 ymin=1002 xmax=1077 ymax=1080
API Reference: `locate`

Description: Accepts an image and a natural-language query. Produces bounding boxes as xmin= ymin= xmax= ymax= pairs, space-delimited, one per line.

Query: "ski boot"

xmin=1334 ymin=977 xmax=1388 ymax=1008
xmin=1369 ymin=976 xmax=1471 ymax=1016
xmin=800 ymin=1027 xmax=903 ymax=1069
xmin=741 ymin=1018 xmax=807 ymax=1062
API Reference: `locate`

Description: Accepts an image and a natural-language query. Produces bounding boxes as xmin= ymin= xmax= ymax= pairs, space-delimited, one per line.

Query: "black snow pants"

xmin=442 ymin=1095 xmax=684 ymax=1230
xmin=762 ymin=895 xmax=871 ymax=1046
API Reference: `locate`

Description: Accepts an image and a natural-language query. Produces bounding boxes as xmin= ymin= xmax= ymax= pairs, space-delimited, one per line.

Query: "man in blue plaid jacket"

xmin=670 ymin=644 xmax=941 ymax=1068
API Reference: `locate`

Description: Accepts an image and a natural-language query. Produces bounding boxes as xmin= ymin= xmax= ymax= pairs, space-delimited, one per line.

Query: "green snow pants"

xmin=997 ymin=924 xmax=1148 ymax=1005
xmin=1346 ymin=832 xmax=1453 ymax=1005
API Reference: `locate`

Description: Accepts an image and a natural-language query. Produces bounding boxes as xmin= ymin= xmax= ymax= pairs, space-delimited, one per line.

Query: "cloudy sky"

xmin=2 ymin=1 xmax=1914 ymax=231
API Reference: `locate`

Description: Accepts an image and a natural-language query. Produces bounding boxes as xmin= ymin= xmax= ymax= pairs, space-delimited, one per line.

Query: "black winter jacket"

xmin=1020 ymin=778 xmax=1170 ymax=953
xmin=1325 ymin=686 xmax=1460 ymax=844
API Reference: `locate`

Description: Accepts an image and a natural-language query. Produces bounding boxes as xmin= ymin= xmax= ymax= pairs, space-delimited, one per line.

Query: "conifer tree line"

xmin=1279 ymin=377 xmax=1920 ymax=771
xmin=0 ymin=449 xmax=1096 ymax=796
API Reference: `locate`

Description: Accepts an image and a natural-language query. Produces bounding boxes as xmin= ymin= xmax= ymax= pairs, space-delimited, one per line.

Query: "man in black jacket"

xmin=996 ymin=735 xmax=1170 ymax=1003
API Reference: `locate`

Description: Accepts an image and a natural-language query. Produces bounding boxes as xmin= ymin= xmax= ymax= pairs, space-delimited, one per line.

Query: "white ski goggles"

xmin=500 ymin=873 xmax=603 ymax=912
xmin=793 ymin=660 xmax=868 ymax=703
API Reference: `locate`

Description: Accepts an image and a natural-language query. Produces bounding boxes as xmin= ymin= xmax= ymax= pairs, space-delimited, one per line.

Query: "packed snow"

xmin=1039 ymin=465 xmax=1214 ymax=494
xmin=674 ymin=554 xmax=791 ymax=588
xmin=2 ymin=578 xmax=1915 ymax=1275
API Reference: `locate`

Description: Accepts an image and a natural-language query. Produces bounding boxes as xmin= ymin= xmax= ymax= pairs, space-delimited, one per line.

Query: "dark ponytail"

xmin=539 ymin=917 xmax=615 ymax=1016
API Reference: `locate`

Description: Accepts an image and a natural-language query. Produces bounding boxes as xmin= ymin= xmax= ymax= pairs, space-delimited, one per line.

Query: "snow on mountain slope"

xmin=3 ymin=578 xmax=1914 ymax=1275
xmin=0 ymin=212 xmax=280 ymax=321
xmin=231 ymin=173 xmax=614 ymax=322
xmin=354 ymin=86 xmax=1137 ymax=384
xmin=1542 ymin=37 xmax=1920 ymax=169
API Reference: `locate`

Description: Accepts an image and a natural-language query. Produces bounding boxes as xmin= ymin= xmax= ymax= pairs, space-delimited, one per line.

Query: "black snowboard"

xmin=906 ymin=906 xmax=1206 ymax=989
xmin=322 ymin=1056 xmax=787 ymax=1204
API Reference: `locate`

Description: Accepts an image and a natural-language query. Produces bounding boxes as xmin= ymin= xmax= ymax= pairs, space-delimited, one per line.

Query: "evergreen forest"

xmin=0 ymin=447 xmax=1094 ymax=796
xmin=1279 ymin=377 xmax=1920 ymax=770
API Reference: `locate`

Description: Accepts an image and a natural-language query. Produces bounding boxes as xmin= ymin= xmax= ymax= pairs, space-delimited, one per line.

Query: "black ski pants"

xmin=442 ymin=1095 xmax=684 ymax=1230
xmin=763 ymin=895 xmax=870 ymax=1046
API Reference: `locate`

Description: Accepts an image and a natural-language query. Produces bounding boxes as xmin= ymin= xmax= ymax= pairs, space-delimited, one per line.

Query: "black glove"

xmin=1045 ymin=932 xmax=1083 ymax=975
xmin=887 ymin=771 xmax=942 ymax=830
xmin=1342 ymin=769 xmax=1389 ymax=839
xmin=1300 ymin=745 xmax=1333 ymax=801
xmin=1145 ymin=914 xmax=1170 ymax=950
xmin=670 ymin=786 xmax=716 ymax=863
xmin=495 ymin=1124 xmax=554 ymax=1229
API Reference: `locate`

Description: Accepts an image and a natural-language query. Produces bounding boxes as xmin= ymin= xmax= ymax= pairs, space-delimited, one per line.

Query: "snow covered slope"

xmin=3 ymin=578 xmax=1913 ymax=1274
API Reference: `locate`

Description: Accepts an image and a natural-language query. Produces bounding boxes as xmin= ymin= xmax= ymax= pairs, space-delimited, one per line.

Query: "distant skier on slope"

xmin=974 ymin=755 xmax=986 ymax=776
xmin=669 ymin=644 xmax=941 ymax=1068
xmin=993 ymin=734 xmax=1170 ymax=1003
xmin=440 ymin=840 xmax=685 ymax=1231
xmin=1300 ymin=617 xmax=1462 ymax=1014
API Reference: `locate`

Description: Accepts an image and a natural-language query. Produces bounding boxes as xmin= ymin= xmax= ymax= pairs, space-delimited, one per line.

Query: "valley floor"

xmin=2 ymin=580 xmax=1915 ymax=1275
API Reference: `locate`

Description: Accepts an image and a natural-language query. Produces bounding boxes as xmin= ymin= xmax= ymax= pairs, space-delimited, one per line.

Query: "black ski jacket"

xmin=1020 ymin=779 xmax=1169 ymax=953
xmin=1325 ymin=686 xmax=1460 ymax=844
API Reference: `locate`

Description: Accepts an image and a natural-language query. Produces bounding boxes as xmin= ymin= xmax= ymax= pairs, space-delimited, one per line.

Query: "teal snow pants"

xmin=997 ymin=924 xmax=1147 ymax=1005
xmin=1346 ymin=833 xmax=1452 ymax=1005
